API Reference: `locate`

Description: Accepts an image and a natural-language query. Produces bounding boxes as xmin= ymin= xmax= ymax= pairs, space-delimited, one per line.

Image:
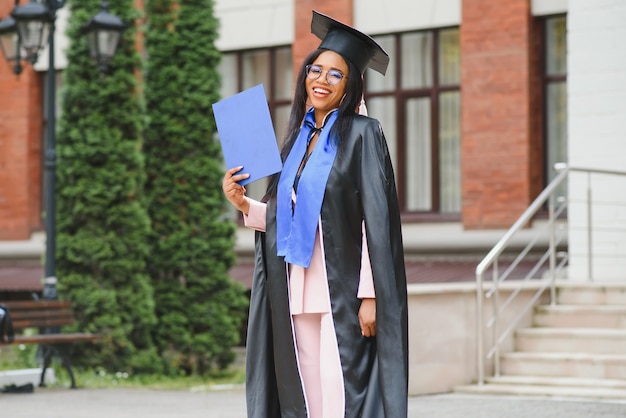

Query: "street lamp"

xmin=83 ymin=1 xmax=126 ymax=73
xmin=0 ymin=1 xmax=126 ymax=299
xmin=0 ymin=15 xmax=22 ymax=74
xmin=12 ymin=0 xmax=52 ymax=63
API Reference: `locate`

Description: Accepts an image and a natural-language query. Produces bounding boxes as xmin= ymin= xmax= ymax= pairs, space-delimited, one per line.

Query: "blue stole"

xmin=276 ymin=108 xmax=339 ymax=268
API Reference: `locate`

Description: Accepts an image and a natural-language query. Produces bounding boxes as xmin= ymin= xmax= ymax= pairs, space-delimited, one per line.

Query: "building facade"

xmin=1 ymin=0 xmax=625 ymax=281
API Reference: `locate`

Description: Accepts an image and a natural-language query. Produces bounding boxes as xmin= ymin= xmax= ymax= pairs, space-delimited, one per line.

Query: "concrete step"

xmin=500 ymin=352 xmax=626 ymax=379
xmin=557 ymin=284 xmax=626 ymax=305
xmin=455 ymin=380 xmax=626 ymax=400
xmin=486 ymin=375 xmax=626 ymax=389
xmin=515 ymin=328 xmax=626 ymax=354
xmin=465 ymin=284 xmax=626 ymax=399
xmin=534 ymin=305 xmax=626 ymax=328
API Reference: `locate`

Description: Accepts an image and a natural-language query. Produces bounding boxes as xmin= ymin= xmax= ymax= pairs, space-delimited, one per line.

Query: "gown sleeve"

xmin=243 ymin=197 xmax=266 ymax=232
xmin=357 ymin=221 xmax=376 ymax=299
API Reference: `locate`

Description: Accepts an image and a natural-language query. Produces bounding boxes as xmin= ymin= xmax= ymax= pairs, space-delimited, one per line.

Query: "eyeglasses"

xmin=305 ymin=64 xmax=347 ymax=86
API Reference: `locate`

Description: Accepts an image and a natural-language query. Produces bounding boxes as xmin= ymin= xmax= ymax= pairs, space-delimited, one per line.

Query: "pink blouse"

xmin=243 ymin=197 xmax=375 ymax=315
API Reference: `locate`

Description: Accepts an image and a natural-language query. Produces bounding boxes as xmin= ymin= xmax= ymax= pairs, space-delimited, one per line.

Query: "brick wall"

xmin=293 ymin=0 xmax=353 ymax=73
xmin=0 ymin=0 xmax=44 ymax=241
xmin=527 ymin=16 xmax=544 ymax=203
xmin=26 ymin=71 xmax=43 ymax=233
xmin=0 ymin=0 xmax=149 ymax=241
xmin=461 ymin=0 xmax=541 ymax=229
xmin=0 ymin=55 xmax=43 ymax=240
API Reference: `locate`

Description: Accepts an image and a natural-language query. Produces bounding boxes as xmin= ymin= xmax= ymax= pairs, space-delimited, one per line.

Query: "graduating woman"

xmin=222 ymin=10 xmax=408 ymax=418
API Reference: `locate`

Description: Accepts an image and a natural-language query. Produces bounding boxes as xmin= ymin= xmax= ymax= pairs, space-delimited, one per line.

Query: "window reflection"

xmin=402 ymin=32 xmax=433 ymax=89
xmin=242 ymin=50 xmax=270 ymax=93
xmin=218 ymin=54 xmax=237 ymax=99
xmin=366 ymin=97 xmax=397 ymax=169
xmin=275 ymin=47 xmax=293 ymax=100
xmin=439 ymin=28 xmax=460 ymax=85
xmin=366 ymin=36 xmax=396 ymax=93
xmin=406 ymin=98 xmax=432 ymax=211
xmin=439 ymin=91 xmax=461 ymax=213
xmin=545 ymin=16 xmax=567 ymax=199
xmin=546 ymin=18 xmax=567 ymax=76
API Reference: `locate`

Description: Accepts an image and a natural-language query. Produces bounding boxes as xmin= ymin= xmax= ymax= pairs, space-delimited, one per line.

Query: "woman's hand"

xmin=358 ymin=298 xmax=376 ymax=337
xmin=222 ymin=166 xmax=251 ymax=215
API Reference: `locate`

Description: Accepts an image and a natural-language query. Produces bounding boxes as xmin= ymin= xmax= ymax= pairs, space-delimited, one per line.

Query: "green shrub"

xmin=55 ymin=0 xmax=160 ymax=373
xmin=143 ymin=0 xmax=247 ymax=375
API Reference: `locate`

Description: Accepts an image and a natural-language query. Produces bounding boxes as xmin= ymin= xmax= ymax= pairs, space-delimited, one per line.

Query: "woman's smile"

xmin=311 ymin=86 xmax=331 ymax=97
xmin=306 ymin=50 xmax=349 ymax=125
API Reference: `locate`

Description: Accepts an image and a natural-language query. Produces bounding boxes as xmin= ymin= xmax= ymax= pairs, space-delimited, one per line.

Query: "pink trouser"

xmin=293 ymin=313 xmax=345 ymax=418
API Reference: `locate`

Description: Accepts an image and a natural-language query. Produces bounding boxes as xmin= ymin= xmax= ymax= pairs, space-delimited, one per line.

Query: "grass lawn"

xmin=0 ymin=343 xmax=245 ymax=391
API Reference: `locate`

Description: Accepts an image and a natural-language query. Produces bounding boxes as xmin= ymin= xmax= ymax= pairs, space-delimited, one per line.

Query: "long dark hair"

xmin=263 ymin=48 xmax=364 ymax=201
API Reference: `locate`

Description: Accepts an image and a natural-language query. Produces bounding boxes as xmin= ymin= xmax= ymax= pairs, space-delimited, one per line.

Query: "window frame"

xmin=541 ymin=14 xmax=567 ymax=189
xmin=365 ymin=27 xmax=461 ymax=221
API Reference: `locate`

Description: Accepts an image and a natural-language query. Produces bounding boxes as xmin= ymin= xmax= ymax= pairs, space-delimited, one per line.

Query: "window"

xmin=365 ymin=28 xmax=461 ymax=217
xmin=543 ymin=16 xmax=567 ymax=196
xmin=218 ymin=46 xmax=292 ymax=201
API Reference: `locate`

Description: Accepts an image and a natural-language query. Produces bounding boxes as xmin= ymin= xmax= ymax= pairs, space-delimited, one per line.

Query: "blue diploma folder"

xmin=212 ymin=84 xmax=283 ymax=186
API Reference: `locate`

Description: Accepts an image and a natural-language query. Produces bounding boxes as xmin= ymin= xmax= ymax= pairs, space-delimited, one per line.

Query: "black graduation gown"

xmin=245 ymin=115 xmax=408 ymax=418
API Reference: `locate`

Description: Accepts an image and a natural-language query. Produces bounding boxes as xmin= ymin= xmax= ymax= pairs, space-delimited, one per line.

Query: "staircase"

xmin=456 ymin=283 xmax=626 ymax=399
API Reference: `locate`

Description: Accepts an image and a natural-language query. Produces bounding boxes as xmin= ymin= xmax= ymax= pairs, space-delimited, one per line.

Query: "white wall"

xmin=215 ymin=0 xmax=293 ymax=51
xmin=407 ymin=281 xmax=547 ymax=394
xmin=532 ymin=0 xmax=568 ymax=16
xmin=216 ymin=0 xmax=462 ymax=50
xmin=34 ymin=6 xmax=70 ymax=71
xmin=214 ymin=0 xmax=569 ymax=47
xmin=567 ymin=0 xmax=626 ymax=281
xmin=37 ymin=1 xmax=294 ymax=70
xmin=354 ymin=0 xmax=460 ymax=34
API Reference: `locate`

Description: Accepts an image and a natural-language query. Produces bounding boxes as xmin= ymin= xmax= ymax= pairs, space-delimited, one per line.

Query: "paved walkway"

xmin=2 ymin=386 xmax=626 ymax=417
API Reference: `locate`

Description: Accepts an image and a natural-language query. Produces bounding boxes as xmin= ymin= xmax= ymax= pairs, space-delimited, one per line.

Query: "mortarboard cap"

xmin=311 ymin=10 xmax=390 ymax=76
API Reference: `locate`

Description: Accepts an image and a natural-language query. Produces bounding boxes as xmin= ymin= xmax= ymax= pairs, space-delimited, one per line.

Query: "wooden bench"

xmin=0 ymin=300 xmax=101 ymax=388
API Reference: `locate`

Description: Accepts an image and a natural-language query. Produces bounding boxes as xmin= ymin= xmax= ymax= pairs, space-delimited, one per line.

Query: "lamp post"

xmin=0 ymin=1 xmax=126 ymax=299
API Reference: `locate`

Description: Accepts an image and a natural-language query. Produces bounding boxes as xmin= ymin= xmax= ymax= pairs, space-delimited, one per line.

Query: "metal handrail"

xmin=475 ymin=164 xmax=626 ymax=385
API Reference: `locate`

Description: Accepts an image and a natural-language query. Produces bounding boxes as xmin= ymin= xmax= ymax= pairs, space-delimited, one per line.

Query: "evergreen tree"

xmin=55 ymin=0 xmax=160 ymax=373
xmin=144 ymin=0 xmax=246 ymax=374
